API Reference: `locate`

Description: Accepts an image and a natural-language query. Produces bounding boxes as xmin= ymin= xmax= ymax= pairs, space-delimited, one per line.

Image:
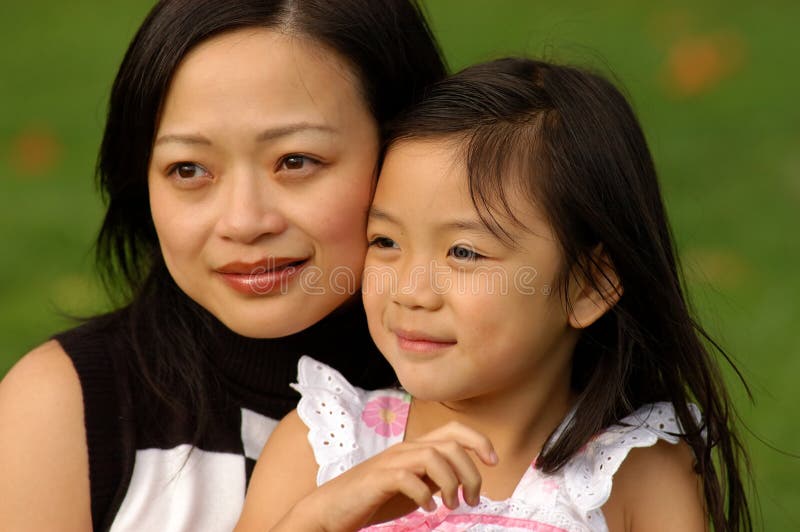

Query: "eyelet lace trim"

xmin=293 ymin=357 xmax=701 ymax=531
xmin=292 ymin=356 xmax=366 ymax=485
xmin=563 ymin=402 xmax=702 ymax=514
xmin=292 ymin=356 xmax=409 ymax=485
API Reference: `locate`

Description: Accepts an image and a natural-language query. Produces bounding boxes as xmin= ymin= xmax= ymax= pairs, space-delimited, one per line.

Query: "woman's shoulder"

xmin=1 ymin=339 xmax=83 ymax=408
xmin=0 ymin=339 xmax=85 ymax=430
xmin=0 ymin=340 xmax=92 ymax=529
xmin=1 ymin=313 xmax=135 ymax=530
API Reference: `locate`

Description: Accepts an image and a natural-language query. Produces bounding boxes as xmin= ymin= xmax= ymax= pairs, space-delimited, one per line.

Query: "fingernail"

xmin=488 ymin=451 xmax=499 ymax=464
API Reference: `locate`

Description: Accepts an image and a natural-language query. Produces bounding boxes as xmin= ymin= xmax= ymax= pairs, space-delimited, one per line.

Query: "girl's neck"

xmin=409 ymin=382 xmax=575 ymax=458
xmin=404 ymin=357 xmax=576 ymax=500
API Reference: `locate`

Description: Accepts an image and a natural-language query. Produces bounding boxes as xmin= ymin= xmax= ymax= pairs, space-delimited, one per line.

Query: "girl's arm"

xmin=602 ymin=440 xmax=706 ymax=532
xmin=0 ymin=341 xmax=92 ymax=530
xmin=236 ymin=410 xmax=320 ymax=530
xmin=236 ymin=412 xmax=497 ymax=532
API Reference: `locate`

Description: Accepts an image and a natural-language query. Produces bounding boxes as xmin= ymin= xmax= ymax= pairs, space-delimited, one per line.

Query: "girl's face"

xmin=363 ymin=139 xmax=579 ymax=404
xmin=149 ymin=29 xmax=379 ymax=338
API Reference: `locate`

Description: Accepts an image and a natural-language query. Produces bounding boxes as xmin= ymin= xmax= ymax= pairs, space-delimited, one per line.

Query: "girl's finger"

xmin=381 ymin=469 xmax=436 ymax=513
xmin=431 ymin=440 xmax=482 ymax=506
xmin=415 ymin=421 xmax=498 ymax=466
xmin=409 ymin=447 xmax=461 ymax=509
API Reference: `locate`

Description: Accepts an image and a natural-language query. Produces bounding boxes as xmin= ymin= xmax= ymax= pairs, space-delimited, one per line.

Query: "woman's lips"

xmin=393 ymin=328 xmax=456 ymax=353
xmin=216 ymin=258 xmax=308 ymax=295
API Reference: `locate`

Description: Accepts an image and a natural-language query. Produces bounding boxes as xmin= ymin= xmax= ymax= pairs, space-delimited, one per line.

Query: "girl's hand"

xmin=279 ymin=421 xmax=497 ymax=532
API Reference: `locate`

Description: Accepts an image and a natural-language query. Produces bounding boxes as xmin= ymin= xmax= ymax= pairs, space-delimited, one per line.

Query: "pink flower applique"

xmin=361 ymin=395 xmax=410 ymax=437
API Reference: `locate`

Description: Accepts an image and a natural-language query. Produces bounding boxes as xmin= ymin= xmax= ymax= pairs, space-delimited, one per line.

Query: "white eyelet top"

xmin=292 ymin=356 xmax=701 ymax=532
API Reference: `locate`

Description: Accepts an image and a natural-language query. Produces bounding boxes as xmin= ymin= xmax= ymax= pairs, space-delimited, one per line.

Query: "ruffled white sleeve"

xmin=290 ymin=356 xmax=410 ymax=486
xmin=562 ymin=402 xmax=702 ymax=517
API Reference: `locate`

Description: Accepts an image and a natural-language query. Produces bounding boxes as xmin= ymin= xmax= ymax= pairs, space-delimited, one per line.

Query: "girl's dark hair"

xmin=387 ymin=58 xmax=751 ymax=531
xmin=95 ymin=0 xmax=446 ymax=437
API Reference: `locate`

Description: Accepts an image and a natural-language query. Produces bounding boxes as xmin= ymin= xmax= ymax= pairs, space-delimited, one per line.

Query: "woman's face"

xmin=148 ymin=29 xmax=379 ymax=337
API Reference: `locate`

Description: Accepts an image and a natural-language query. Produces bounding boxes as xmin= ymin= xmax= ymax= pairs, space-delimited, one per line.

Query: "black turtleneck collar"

xmin=204 ymin=297 xmax=396 ymax=411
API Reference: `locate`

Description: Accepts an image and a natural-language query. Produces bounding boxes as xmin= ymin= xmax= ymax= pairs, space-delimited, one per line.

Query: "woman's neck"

xmin=203 ymin=296 xmax=394 ymax=394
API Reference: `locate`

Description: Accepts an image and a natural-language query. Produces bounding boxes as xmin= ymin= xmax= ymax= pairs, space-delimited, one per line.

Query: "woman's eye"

xmin=368 ymin=236 xmax=398 ymax=249
xmin=448 ymin=245 xmax=484 ymax=261
xmin=169 ymin=162 xmax=209 ymax=180
xmin=279 ymin=154 xmax=319 ymax=172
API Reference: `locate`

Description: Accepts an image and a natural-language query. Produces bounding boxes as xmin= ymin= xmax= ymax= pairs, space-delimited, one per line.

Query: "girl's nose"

xmin=392 ymin=258 xmax=445 ymax=311
xmin=215 ymin=170 xmax=288 ymax=243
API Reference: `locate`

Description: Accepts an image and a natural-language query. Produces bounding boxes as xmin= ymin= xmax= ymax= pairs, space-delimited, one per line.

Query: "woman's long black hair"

xmin=386 ymin=58 xmax=751 ymax=531
xmin=93 ymin=0 xmax=446 ymax=438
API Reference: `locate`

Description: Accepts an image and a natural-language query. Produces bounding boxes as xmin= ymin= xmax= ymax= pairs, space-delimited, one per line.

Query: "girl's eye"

xmin=169 ymin=162 xmax=209 ymax=180
xmin=368 ymin=236 xmax=398 ymax=249
xmin=448 ymin=245 xmax=484 ymax=262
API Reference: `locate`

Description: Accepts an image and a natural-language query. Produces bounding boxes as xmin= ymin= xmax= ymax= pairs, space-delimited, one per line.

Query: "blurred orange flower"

xmin=662 ymin=31 xmax=746 ymax=97
xmin=9 ymin=125 xmax=63 ymax=176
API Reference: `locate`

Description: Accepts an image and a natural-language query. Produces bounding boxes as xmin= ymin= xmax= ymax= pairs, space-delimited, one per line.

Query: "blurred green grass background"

xmin=1 ymin=1 xmax=797 ymax=528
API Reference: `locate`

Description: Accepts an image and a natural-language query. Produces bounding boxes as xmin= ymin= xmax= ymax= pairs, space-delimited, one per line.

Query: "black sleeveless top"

xmin=54 ymin=299 xmax=393 ymax=531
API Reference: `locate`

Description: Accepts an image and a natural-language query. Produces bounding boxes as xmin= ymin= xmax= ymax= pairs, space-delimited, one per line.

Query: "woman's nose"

xmin=215 ymin=170 xmax=288 ymax=243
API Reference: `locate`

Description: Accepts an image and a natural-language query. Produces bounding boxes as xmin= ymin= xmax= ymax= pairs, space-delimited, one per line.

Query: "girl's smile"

xmin=391 ymin=328 xmax=457 ymax=354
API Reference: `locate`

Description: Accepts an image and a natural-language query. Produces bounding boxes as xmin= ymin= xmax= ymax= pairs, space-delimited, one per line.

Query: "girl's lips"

xmin=393 ymin=329 xmax=456 ymax=353
xmin=216 ymin=258 xmax=308 ymax=295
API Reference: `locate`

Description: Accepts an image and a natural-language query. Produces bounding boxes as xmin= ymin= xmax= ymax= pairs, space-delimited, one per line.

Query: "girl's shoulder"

xmin=560 ymin=403 xmax=706 ymax=531
xmin=291 ymin=356 xmax=411 ymax=486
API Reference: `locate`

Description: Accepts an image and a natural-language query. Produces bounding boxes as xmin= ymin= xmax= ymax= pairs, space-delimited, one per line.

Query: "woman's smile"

xmin=215 ymin=257 xmax=310 ymax=296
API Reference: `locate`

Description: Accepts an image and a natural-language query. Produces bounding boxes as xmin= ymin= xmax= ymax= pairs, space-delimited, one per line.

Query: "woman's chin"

xmin=210 ymin=295 xmax=350 ymax=339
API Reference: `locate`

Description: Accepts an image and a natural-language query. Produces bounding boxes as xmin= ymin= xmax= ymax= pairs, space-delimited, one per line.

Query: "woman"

xmin=0 ymin=0 xmax=446 ymax=530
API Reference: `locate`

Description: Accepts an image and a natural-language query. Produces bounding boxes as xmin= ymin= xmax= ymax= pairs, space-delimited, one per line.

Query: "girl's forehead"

xmin=375 ymin=138 xmax=554 ymax=241
xmin=379 ymin=139 xmax=467 ymax=197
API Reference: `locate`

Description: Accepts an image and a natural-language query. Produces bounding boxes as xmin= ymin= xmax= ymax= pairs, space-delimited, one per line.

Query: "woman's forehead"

xmin=157 ymin=28 xmax=373 ymax=137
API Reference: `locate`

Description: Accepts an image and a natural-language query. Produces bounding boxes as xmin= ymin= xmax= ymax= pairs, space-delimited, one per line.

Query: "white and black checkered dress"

xmin=55 ymin=302 xmax=394 ymax=531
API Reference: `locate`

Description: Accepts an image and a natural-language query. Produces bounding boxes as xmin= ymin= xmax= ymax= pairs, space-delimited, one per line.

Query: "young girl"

xmin=237 ymin=58 xmax=751 ymax=531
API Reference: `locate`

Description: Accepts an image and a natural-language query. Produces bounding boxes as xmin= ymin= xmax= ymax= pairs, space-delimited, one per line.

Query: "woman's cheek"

xmin=314 ymin=172 xmax=373 ymax=250
xmin=149 ymin=182 xmax=213 ymax=280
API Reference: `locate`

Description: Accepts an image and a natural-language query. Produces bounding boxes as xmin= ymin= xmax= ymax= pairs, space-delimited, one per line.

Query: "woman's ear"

xmin=567 ymin=245 xmax=623 ymax=329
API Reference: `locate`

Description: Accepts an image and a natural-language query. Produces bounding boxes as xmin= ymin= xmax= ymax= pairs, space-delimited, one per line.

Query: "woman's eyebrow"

xmin=255 ymin=123 xmax=338 ymax=142
xmin=154 ymin=123 xmax=337 ymax=146
xmin=154 ymin=133 xmax=211 ymax=146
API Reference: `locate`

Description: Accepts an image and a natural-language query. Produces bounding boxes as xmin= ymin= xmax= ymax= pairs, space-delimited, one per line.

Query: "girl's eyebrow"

xmin=437 ymin=219 xmax=492 ymax=235
xmin=368 ymin=206 xmax=400 ymax=225
xmin=154 ymin=123 xmax=337 ymax=146
xmin=369 ymin=206 xmax=493 ymax=237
